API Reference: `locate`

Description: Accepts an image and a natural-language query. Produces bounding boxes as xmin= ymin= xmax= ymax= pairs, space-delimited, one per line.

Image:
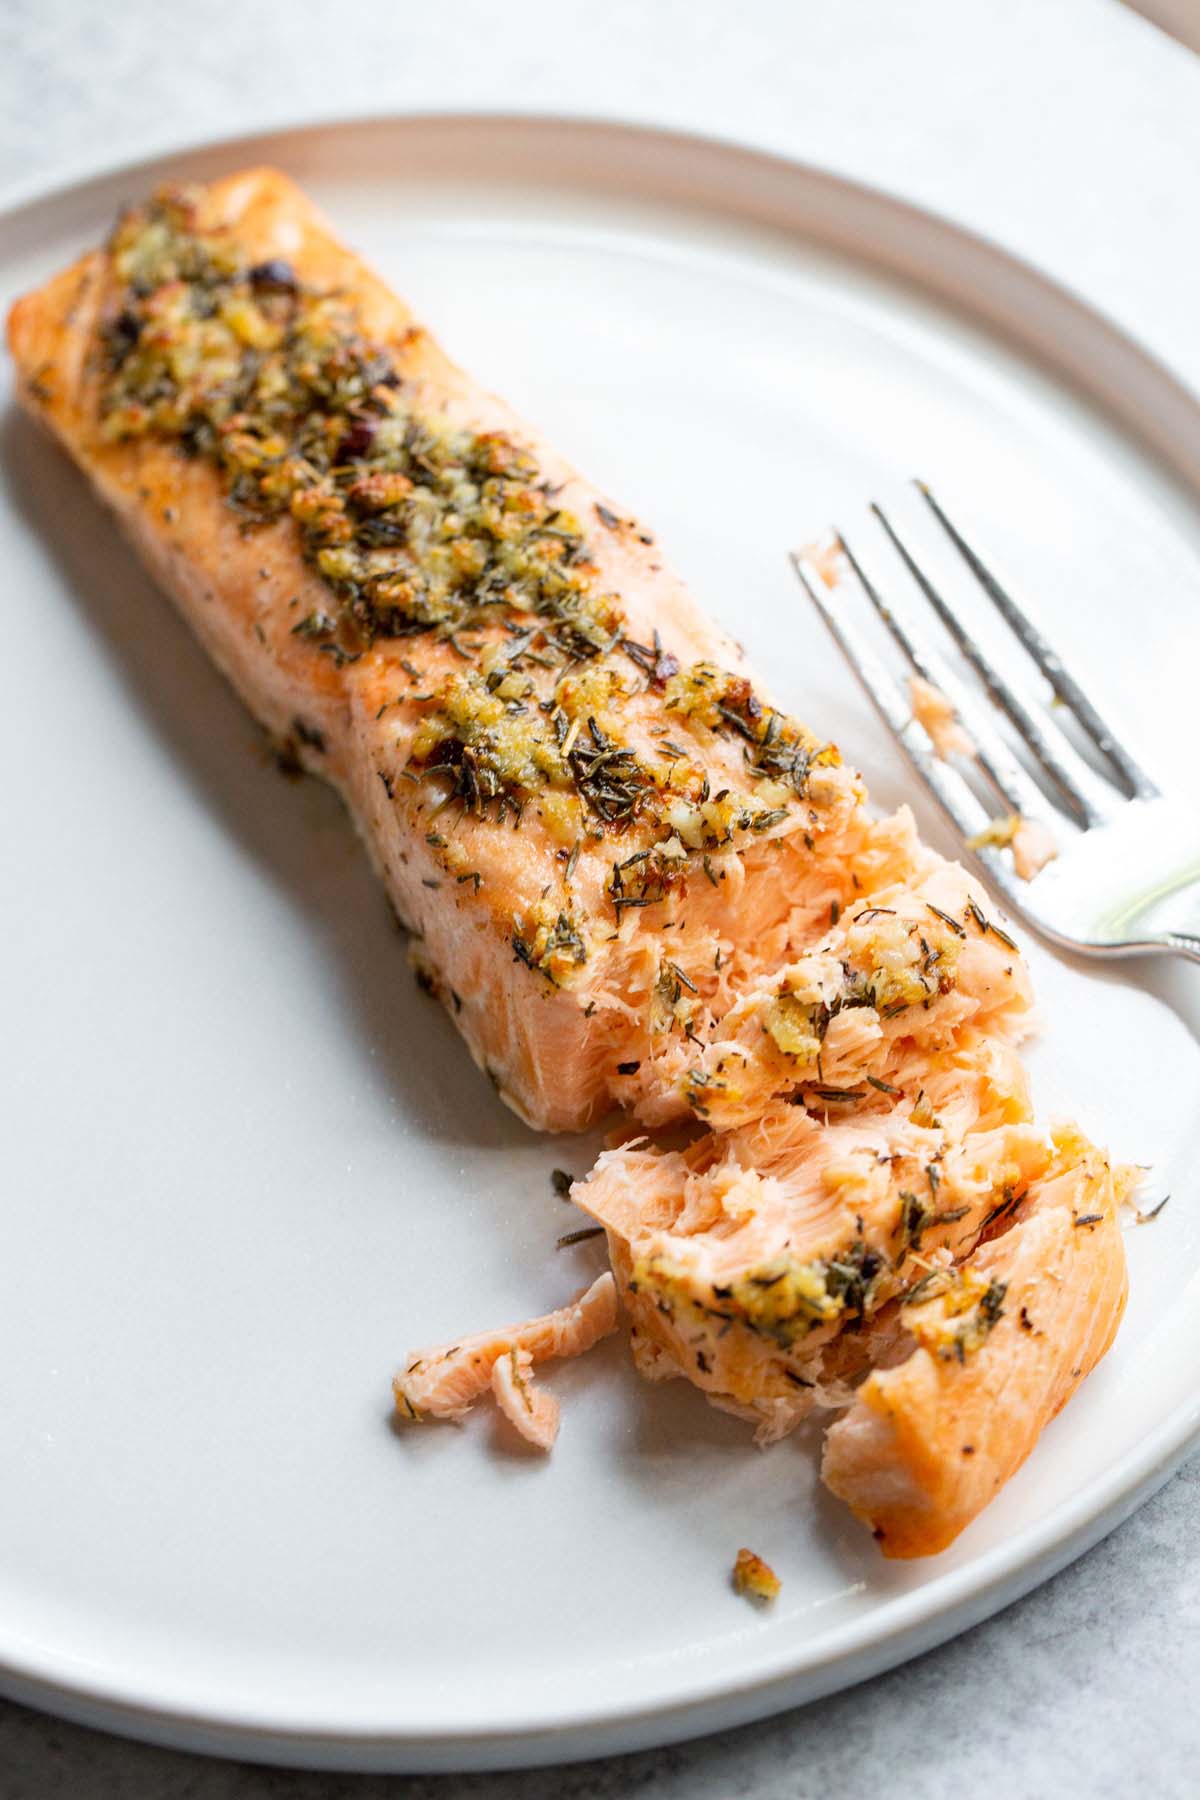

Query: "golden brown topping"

xmin=765 ymin=993 xmax=825 ymax=1063
xmin=408 ymin=671 xmax=569 ymax=820
xmin=100 ymin=189 xmax=623 ymax=656
xmin=512 ymin=901 xmax=590 ymax=987
xmin=761 ymin=907 xmax=965 ymax=1085
xmin=902 ymin=1267 xmax=1008 ymax=1362
xmin=664 ymin=660 xmax=842 ymax=801
xmin=630 ymin=1240 xmax=887 ymax=1349
xmin=608 ymin=837 xmax=690 ymax=919
xmin=841 ymin=907 xmax=964 ymax=1015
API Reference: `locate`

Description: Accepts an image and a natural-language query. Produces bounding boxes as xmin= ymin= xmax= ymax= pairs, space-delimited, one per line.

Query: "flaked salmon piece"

xmin=575 ymin=1035 xmax=1055 ymax=1443
xmin=968 ymin=813 xmax=1058 ymax=882
xmin=1010 ymin=817 xmax=1057 ymax=881
xmin=821 ymin=1126 xmax=1131 ymax=1556
xmin=393 ymin=1271 xmax=617 ymax=1423
xmin=910 ymin=676 xmax=972 ymax=760
xmin=673 ymin=854 xmax=1034 ymax=1131
xmin=491 ymin=1349 xmax=561 ymax=1451
xmin=907 ymin=677 xmax=1057 ymax=879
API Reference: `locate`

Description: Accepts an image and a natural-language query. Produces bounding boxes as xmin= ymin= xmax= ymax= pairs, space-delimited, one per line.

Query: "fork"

xmin=791 ymin=484 xmax=1200 ymax=965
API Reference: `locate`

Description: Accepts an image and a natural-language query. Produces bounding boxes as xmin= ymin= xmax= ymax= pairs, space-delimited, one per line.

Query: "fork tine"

xmin=835 ymin=528 xmax=1064 ymax=838
xmin=790 ymin=552 xmax=995 ymax=848
xmin=870 ymin=502 xmax=1116 ymax=827
xmin=917 ymin=482 xmax=1158 ymax=800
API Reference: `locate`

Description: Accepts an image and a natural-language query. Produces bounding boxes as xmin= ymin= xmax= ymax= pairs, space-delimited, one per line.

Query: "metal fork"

xmin=791 ymin=484 xmax=1200 ymax=965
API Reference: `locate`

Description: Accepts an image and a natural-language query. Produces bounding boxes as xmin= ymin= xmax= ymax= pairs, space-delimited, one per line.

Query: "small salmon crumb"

xmin=805 ymin=537 xmax=846 ymax=591
xmin=732 ymin=1547 xmax=781 ymax=1605
xmin=910 ymin=675 xmax=972 ymax=759
xmin=966 ymin=812 xmax=1056 ymax=881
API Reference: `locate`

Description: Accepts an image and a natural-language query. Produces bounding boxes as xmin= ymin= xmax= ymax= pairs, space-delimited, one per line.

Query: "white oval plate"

xmin=1 ymin=114 xmax=1198 ymax=1774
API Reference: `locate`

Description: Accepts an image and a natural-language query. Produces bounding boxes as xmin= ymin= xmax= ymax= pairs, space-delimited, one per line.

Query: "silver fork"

xmin=791 ymin=483 xmax=1200 ymax=965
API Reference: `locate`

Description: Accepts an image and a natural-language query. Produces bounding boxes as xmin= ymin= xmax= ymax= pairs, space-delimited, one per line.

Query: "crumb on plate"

xmin=732 ymin=1547 xmax=781 ymax=1605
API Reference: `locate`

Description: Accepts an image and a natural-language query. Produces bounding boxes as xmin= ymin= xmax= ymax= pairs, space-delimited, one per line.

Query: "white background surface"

xmin=1 ymin=1 xmax=1198 ymax=1795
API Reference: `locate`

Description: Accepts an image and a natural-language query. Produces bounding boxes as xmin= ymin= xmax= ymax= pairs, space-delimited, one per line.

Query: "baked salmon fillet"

xmin=8 ymin=169 xmax=1130 ymax=1554
xmin=6 ymin=169 xmax=1031 ymax=1135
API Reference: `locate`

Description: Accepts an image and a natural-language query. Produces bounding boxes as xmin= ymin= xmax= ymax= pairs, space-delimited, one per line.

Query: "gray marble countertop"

xmin=2 ymin=1 xmax=1197 ymax=1793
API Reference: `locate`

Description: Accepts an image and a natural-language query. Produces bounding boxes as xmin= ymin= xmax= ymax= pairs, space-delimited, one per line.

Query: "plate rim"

xmin=2 ymin=106 xmax=1198 ymax=1771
